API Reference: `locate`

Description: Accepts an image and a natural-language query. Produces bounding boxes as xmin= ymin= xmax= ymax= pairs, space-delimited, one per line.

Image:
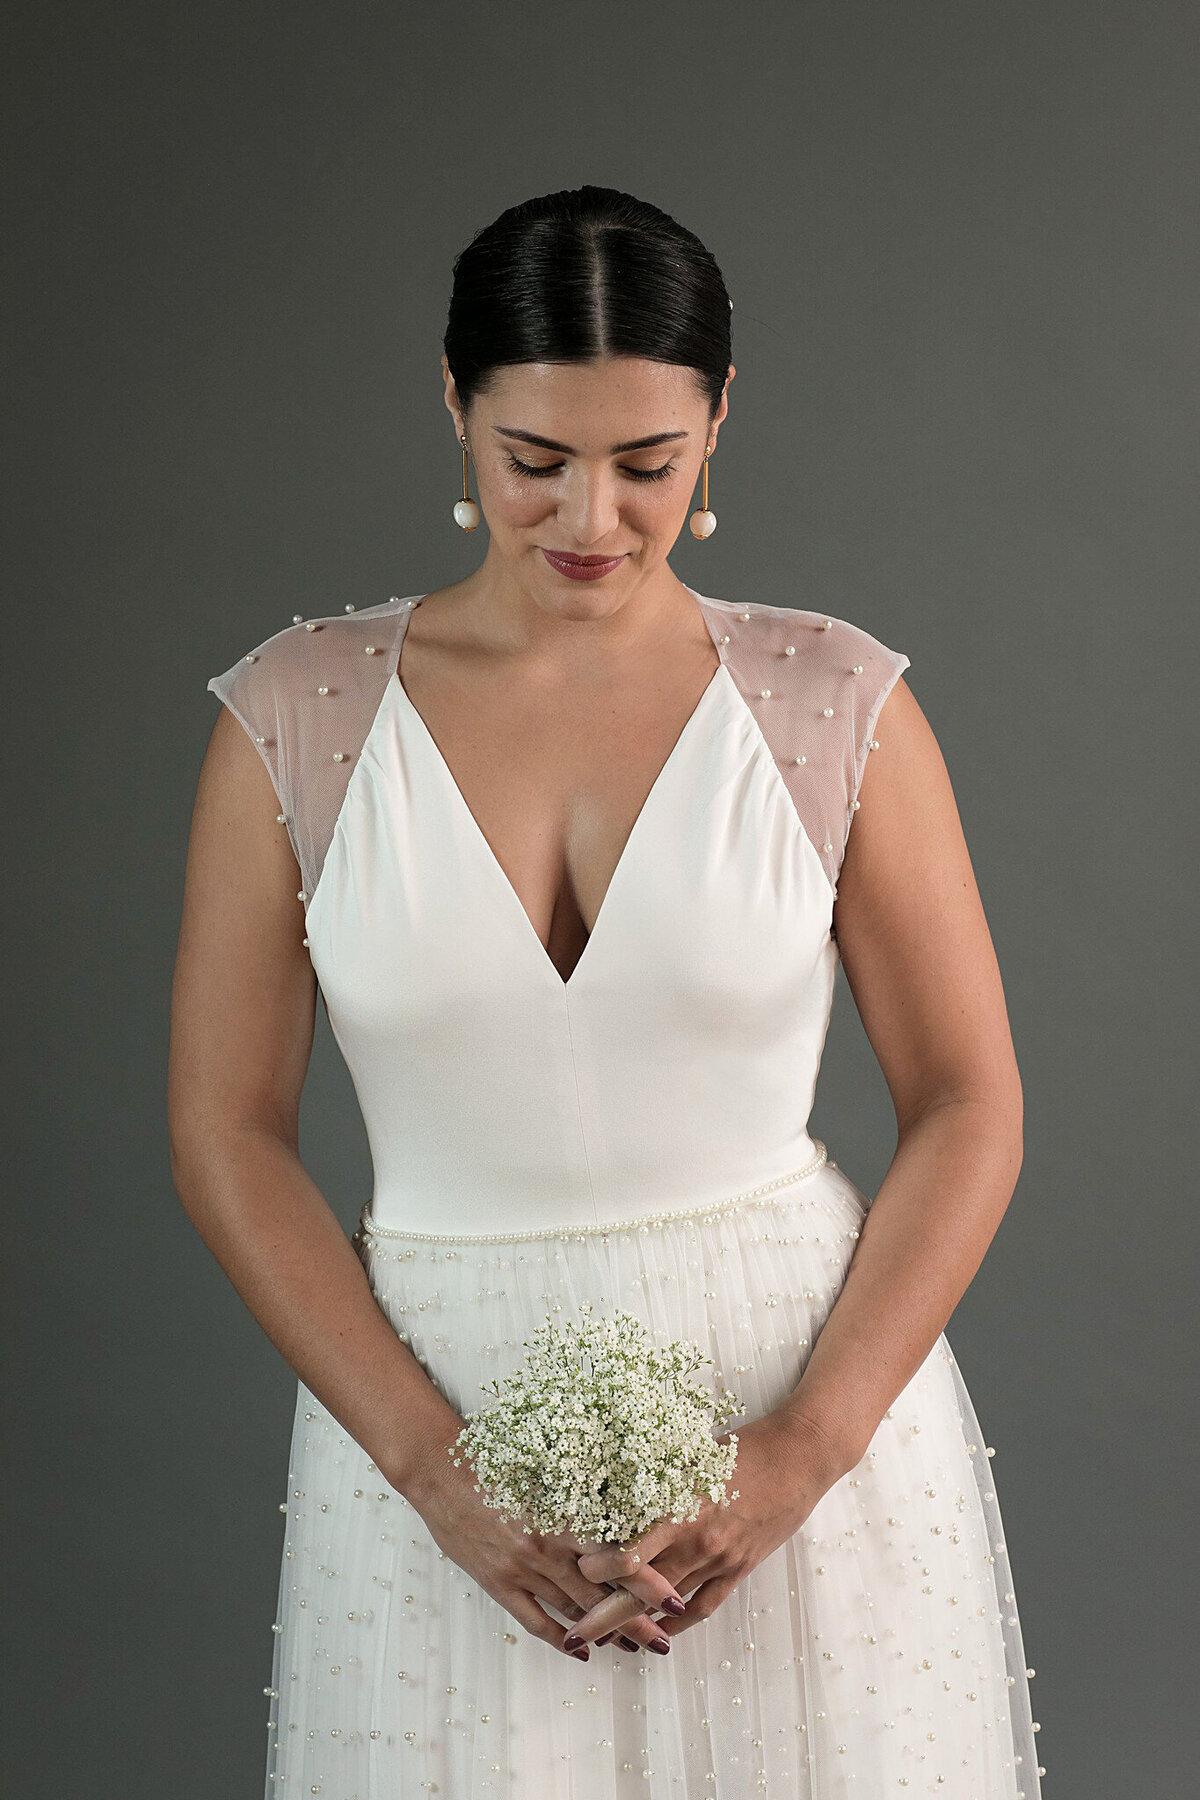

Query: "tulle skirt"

xmin=262 ymin=1152 xmax=1044 ymax=1798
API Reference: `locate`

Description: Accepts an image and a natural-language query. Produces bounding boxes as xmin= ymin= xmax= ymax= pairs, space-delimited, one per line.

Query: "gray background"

xmin=6 ymin=3 xmax=1197 ymax=1793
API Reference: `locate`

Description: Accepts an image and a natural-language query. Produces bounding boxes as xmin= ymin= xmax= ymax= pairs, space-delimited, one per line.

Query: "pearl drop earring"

xmin=453 ymin=431 xmax=480 ymax=531
xmin=689 ymin=442 xmax=717 ymax=540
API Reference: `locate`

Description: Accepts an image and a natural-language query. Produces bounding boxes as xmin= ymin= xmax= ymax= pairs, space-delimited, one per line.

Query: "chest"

xmin=305 ymin=648 xmax=834 ymax=1011
xmin=395 ymin=644 xmax=726 ymax=983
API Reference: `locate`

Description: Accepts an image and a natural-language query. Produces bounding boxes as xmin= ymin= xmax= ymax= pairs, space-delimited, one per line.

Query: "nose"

xmin=555 ymin=469 xmax=623 ymax=547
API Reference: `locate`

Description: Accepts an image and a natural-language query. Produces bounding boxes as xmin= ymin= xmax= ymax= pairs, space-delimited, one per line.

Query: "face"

xmin=441 ymin=355 xmax=733 ymax=604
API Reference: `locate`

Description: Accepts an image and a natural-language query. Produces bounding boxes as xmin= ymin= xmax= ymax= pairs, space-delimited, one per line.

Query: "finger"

xmin=562 ymin=1524 xmax=693 ymax=1650
xmin=567 ymin=1576 xmax=683 ymax=1653
xmin=616 ymin=1546 xmax=711 ymax=1610
xmin=600 ymin=1552 xmax=715 ymax=1646
xmin=567 ymin=1579 xmax=672 ymax=1643
xmin=573 ymin=1521 xmax=679 ymax=1571
xmin=527 ymin=1579 xmax=618 ymax=1650
xmin=548 ymin=1564 xmax=668 ymax=1652
xmin=554 ymin=1564 xmax=655 ymax=1642
xmin=575 ymin=1529 xmax=689 ymax=1616
xmin=605 ymin=1605 xmax=674 ymax=1654
xmin=654 ymin=1566 xmax=736 ymax=1637
xmin=501 ymin=1586 xmax=592 ymax=1659
xmin=561 ymin=1581 xmax=647 ymax=1644
xmin=552 ymin=1556 xmax=665 ymax=1647
xmin=572 ymin=1558 xmax=688 ymax=1628
xmin=562 ymin=1583 xmax=678 ymax=1653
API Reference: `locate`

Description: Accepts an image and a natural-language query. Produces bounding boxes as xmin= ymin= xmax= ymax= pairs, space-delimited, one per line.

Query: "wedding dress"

xmin=208 ymin=587 xmax=1043 ymax=1797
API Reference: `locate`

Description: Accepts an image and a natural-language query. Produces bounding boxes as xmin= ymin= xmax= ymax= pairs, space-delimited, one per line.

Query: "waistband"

xmin=353 ymin=1140 xmax=830 ymax=1246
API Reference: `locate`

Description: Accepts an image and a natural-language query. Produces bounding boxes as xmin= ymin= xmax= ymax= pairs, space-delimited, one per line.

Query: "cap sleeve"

xmin=701 ymin=597 xmax=911 ymax=903
xmin=836 ymin=617 xmax=912 ymax=893
xmin=206 ymin=597 xmax=413 ymax=907
xmin=207 ymin=642 xmax=289 ymax=812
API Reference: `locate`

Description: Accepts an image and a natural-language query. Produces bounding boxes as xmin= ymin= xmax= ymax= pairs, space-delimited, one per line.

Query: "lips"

xmin=541 ymin=547 xmax=628 ymax=581
xmin=543 ymin=551 xmax=626 ymax=564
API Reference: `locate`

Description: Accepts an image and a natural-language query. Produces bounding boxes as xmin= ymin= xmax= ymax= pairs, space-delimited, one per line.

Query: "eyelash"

xmin=504 ymin=451 xmax=677 ymax=484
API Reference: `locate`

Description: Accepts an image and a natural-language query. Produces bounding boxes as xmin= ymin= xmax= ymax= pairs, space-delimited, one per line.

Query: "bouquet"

xmin=448 ymin=1299 xmax=746 ymax=1546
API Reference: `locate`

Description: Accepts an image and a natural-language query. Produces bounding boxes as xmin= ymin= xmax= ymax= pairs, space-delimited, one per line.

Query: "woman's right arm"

xmin=169 ymin=704 xmax=689 ymax=1656
xmin=167 ymin=704 xmax=463 ymax=1499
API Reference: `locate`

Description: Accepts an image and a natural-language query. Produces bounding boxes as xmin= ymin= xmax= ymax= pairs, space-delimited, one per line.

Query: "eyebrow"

xmin=493 ymin=426 xmax=690 ymax=455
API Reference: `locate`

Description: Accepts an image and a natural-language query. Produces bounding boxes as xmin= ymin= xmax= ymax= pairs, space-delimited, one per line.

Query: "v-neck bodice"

xmin=391 ymin=602 xmax=728 ymax=991
xmin=208 ymin=587 xmax=910 ymax=1235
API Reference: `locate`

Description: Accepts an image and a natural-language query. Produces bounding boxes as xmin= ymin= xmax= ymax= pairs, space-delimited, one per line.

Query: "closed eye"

xmin=504 ymin=451 xmax=676 ymax=484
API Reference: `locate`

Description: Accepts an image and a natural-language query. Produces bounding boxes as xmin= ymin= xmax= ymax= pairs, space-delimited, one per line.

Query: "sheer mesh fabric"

xmin=691 ymin=595 xmax=911 ymax=898
xmin=207 ymin=596 xmax=411 ymax=903
xmin=206 ymin=588 xmax=910 ymax=920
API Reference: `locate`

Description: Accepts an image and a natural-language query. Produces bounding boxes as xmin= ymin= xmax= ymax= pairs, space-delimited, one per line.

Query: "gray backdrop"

xmin=6 ymin=3 xmax=1197 ymax=1794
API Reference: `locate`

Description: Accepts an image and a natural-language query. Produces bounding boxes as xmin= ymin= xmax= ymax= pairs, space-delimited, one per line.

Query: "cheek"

xmin=630 ymin=487 xmax=688 ymax=531
xmin=489 ymin=474 xmax=552 ymax=527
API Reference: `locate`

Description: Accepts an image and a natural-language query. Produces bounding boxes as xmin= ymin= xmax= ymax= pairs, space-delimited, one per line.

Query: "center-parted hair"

xmin=444 ymin=184 xmax=733 ymax=422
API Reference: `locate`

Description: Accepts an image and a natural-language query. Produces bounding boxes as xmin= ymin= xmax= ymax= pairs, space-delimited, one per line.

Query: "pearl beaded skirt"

xmin=262 ymin=1155 xmax=1042 ymax=1798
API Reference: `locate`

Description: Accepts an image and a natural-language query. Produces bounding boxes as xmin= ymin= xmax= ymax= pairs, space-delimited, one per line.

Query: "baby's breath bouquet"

xmin=448 ymin=1299 xmax=746 ymax=1544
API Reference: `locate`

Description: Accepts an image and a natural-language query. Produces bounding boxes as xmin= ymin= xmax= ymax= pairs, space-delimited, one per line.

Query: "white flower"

xmin=448 ymin=1300 xmax=745 ymax=1545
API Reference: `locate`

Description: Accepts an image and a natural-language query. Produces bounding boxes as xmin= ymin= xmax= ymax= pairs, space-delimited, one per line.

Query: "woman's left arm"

xmin=568 ymin=676 xmax=1027 ymax=1645
xmin=777 ymin=673 xmax=1025 ymax=1472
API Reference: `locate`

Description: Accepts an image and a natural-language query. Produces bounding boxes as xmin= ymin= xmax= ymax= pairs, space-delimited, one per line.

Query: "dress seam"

xmin=354 ymin=1141 xmax=829 ymax=1244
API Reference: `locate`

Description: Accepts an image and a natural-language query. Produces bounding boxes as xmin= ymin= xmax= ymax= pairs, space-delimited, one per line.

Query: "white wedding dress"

xmin=208 ymin=588 xmax=1044 ymax=1797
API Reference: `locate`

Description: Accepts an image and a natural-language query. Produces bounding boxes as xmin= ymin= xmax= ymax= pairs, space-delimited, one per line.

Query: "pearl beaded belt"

xmin=354 ymin=1141 xmax=829 ymax=1245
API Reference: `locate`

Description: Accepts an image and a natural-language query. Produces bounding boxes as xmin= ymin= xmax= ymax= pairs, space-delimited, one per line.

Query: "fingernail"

xmin=662 ymin=1596 xmax=687 ymax=1615
xmin=596 ymin=1632 xmax=615 ymax=1645
xmin=571 ymin=1648 xmax=590 ymax=1661
xmin=649 ymin=1636 xmax=671 ymax=1654
xmin=618 ymin=1635 xmax=641 ymax=1652
xmin=563 ymin=1634 xmax=584 ymax=1652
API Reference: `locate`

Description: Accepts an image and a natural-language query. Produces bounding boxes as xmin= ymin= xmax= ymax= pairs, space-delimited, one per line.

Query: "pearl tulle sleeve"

xmin=206 ymin=596 xmax=413 ymax=901
xmin=700 ymin=598 xmax=911 ymax=900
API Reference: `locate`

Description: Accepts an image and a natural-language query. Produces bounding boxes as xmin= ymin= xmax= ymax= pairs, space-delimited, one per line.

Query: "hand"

xmin=562 ymin=1410 xmax=847 ymax=1646
xmin=396 ymin=1421 xmax=694 ymax=1661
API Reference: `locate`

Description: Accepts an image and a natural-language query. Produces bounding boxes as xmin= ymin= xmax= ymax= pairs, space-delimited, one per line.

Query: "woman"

xmin=170 ymin=185 xmax=1044 ymax=1796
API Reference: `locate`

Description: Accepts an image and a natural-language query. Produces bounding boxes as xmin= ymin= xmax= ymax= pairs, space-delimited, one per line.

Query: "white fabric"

xmin=208 ymin=589 xmax=1043 ymax=1798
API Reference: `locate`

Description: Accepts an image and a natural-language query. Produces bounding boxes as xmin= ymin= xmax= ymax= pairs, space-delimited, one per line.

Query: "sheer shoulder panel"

xmin=208 ymin=587 xmax=908 ymax=932
xmin=206 ymin=594 xmax=418 ymax=901
xmin=694 ymin=594 xmax=911 ymax=900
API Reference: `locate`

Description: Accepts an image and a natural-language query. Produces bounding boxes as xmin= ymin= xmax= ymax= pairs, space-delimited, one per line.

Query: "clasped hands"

xmin=409 ymin=1404 xmax=847 ymax=1663
xmin=557 ymin=1411 xmax=843 ymax=1658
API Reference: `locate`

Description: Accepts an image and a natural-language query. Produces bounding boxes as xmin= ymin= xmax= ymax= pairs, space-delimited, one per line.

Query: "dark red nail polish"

xmin=618 ymin=1635 xmax=641 ymax=1651
xmin=596 ymin=1632 xmax=615 ymax=1645
xmin=649 ymin=1636 xmax=670 ymax=1653
xmin=563 ymin=1634 xmax=583 ymax=1651
xmin=571 ymin=1648 xmax=590 ymax=1661
xmin=662 ymin=1596 xmax=687 ymax=1615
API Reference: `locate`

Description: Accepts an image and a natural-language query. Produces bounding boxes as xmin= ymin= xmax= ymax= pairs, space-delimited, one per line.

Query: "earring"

xmin=453 ymin=431 xmax=480 ymax=531
xmin=689 ymin=442 xmax=717 ymax=540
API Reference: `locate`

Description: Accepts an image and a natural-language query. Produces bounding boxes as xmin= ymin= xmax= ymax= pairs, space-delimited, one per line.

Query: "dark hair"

xmin=444 ymin=185 xmax=733 ymax=424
